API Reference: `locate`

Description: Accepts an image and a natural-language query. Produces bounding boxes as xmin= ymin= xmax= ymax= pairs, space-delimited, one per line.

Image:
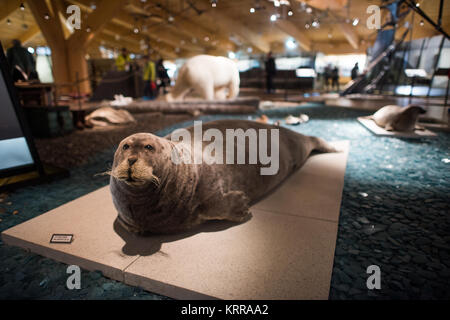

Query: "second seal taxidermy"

xmin=109 ymin=120 xmax=337 ymax=235
xmin=370 ymin=105 xmax=426 ymax=132
xmin=162 ymin=55 xmax=240 ymax=101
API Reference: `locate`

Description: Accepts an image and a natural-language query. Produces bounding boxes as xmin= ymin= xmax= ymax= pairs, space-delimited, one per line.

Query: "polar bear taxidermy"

xmin=163 ymin=55 xmax=240 ymax=101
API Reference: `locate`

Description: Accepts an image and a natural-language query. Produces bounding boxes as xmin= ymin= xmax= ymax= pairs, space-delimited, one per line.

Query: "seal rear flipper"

xmin=310 ymin=136 xmax=338 ymax=153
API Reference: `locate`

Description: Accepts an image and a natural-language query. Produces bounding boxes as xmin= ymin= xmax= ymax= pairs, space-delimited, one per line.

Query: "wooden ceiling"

xmin=0 ymin=0 xmax=448 ymax=59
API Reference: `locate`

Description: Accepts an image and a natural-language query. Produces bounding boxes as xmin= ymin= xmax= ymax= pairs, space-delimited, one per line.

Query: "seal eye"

xmin=145 ymin=144 xmax=154 ymax=151
xmin=123 ymin=144 xmax=130 ymax=150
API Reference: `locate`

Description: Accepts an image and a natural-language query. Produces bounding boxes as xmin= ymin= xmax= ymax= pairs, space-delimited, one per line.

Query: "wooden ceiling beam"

xmin=66 ymin=0 xmax=202 ymax=55
xmin=0 ymin=0 xmax=21 ymax=23
xmin=275 ymin=19 xmax=311 ymax=51
xmin=18 ymin=24 xmax=41 ymax=45
xmin=339 ymin=22 xmax=360 ymax=50
xmin=301 ymin=0 xmax=348 ymax=11
xmin=66 ymin=0 xmax=128 ymax=47
xmin=130 ymin=1 xmax=236 ymax=53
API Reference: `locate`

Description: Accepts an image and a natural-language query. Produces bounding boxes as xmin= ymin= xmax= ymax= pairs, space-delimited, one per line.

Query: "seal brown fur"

xmin=110 ymin=120 xmax=337 ymax=234
xmin=371 ymin=105 xmax=426 ymax=132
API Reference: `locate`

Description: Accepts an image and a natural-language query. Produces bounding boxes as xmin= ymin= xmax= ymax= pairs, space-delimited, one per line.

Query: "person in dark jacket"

xmin=331 ymin=66 xmax=340 ymax=91
xmin=6 ymin=39 xmax=38 ymax=82
xmin=156 ymin=59 xmax=170 ymax=95
xmin=265 ymin=51 xmax=276 ymax=94
xmin=351 ymin=62 xmax=359 ymax=80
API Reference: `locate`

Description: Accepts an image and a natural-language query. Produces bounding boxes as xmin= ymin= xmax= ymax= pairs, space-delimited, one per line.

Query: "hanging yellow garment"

xmin=115 ymin=54 xmax=131 ymax=71
xmin=143 ymin=61 xmax=156 ymax=81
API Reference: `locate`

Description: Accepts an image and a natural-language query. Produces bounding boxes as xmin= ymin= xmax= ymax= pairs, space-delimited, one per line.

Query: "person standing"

xmin=265 ymin=51 xmax=276 ymax=94
xmin=6 ymin=39 xmax=38 ymax=82
xmin=351 ymin=62 xmax=359 ymax=80
xmin=331 ymin=66 xmax=340 ymax=92
xmin=156 ymin=58 xmax=170 ymax=95
xmin=143 ymin=55 xmax=156 ymax=99
xmin=115 ymin=48 xmax=131 ymax=71
xmin=324 ymin=64 xmax=331 ymax=91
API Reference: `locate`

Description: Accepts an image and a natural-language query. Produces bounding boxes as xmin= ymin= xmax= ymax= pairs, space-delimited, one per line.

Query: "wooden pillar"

xmin=27 ymin=0 xmax=127 ymax=95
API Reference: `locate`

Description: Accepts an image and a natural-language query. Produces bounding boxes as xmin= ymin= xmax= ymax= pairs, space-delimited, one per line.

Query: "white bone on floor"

xmin=357 ymin=117 xmax=437 ymax=138
xmin=2 ymin=141 xmax=349 ymax=300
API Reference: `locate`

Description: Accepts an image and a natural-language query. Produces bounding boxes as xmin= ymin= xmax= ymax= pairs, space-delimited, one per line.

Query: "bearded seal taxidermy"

xmin=109 ymin=120 xmax=337 ymax=234
xmin=370 ymin=105 xmax=426 ymax=132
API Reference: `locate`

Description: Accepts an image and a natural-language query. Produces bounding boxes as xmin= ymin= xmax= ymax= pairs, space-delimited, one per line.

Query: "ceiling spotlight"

xmin=44 ymin=13 xmax=50 ymax=20
xmin=250 ymin=7 xmax=255 ymax=13
xmin=133 ymin=28 xmax=139 ymax=34
xmin=20 ymin=3 xmax=25 ymax=10
xmin=305 ymin=23 xmax=310 ymax=29
xmin=306 ymin=7 xmax=312 ymax=14
xmin=288 ymin=10 xmax=293 ymax=16
xmin=274 ymin=1 xmax=280 ymax=7
xmin=352 ymin=18 xmax=359 ymax=26
xmin=228 ymin=51 xmax=236 ymax=59
xmin=204 ymin=36 xmax=210 ymax=41
xmin=416 ymin=2 xmax=420 ymax=7
xmin=419 ymin=19 xmax=424 ymax=26
xmin=168 ymin=15 xmax=174 ymax=22
xmin=211 ymin=0 xmax=217 ymax=7
xmin=270 ymin=14 xmax=277 ymax=22
xmin=285 ymin=38 xmax=297 ymax=50
xmin=312 ymin=20 xmax=319 ymax=28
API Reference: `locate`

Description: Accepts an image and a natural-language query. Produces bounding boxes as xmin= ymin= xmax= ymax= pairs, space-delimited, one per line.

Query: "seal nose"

xmin=128 ymin=157 xmax=137 ymax=166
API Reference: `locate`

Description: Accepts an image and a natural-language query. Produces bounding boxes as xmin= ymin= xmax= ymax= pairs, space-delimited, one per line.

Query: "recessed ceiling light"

xmin=270 ymin=14 xmax=277 ymax=22
xmin=250 ymin=7 xmax=255 ymax=13
xmin=306 ymin=7 xmax=312 ymax=14
xmin=352 ymin=18 xmax=359 ymax=26
xmin=288 ymin=10 xmax=293 ymax=16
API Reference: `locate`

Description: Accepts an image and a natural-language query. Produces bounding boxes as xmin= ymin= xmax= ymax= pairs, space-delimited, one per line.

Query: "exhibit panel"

xmin=0 ymin=49 xmax=35 ymax=174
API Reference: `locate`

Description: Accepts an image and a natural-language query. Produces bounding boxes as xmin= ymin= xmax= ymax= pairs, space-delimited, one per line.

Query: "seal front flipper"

xmin=199 ymin=190 xmax=252 ymax=223
xmin=222 ymin=190 xmax=253 ymax=223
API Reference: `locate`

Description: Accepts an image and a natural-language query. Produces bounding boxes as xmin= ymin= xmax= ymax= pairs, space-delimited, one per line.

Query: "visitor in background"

xmin=265 ymin=51 xmax=276 ymax=94
xmin=143 ymin=55 xmax=156 ymax=99
xmin=156 ymin=58 xmax=170 ymax=95
xmin=324 ymin=64 xmax=332 ymax=91
xmin=115 ymin=48 xmax=131 ymax=71
xmin=351 ymin=62 xmax=359 ymax=80
xmin=331 ymin=66 xmax=340 ymax=92
xmin=6 ymin=39 xmax=38 ymax=82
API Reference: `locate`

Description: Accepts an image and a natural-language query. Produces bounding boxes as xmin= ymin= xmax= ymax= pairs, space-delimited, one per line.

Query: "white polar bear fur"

xmin=164 ymin=55 xmax=240 ymax=101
